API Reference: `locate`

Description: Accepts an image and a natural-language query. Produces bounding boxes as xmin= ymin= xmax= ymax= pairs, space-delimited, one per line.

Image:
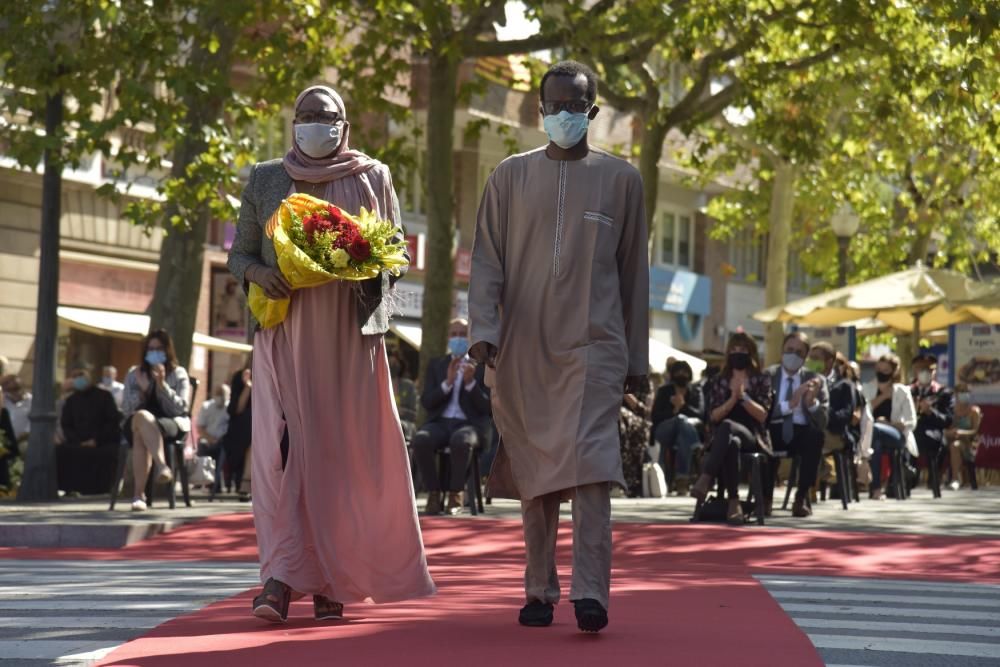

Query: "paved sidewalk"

xmin=473 ymin=485 xmax=1000 ymax=537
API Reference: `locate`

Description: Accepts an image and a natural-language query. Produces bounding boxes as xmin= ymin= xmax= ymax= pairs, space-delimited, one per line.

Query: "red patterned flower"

xmin=347 ymin=238 xmax=371 ymax=262
xmin=303 ymin=212 xmax=334 ymax=243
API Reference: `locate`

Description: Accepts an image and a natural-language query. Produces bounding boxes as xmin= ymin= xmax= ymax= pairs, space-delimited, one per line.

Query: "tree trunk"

xmin=18 ymin=91 xmax=63 ymax=501
xmin=764 ymin=161 xmax=797 ymax=366
xmin=418 ymin=52 xmax=459 ymax=386
xmin=147 ymin=18 xmax=233 ymax=369
xmin=638 ymin=118 xmax=669 ymax=235
xmin=148 ymin=202 xmax=209 ymax=368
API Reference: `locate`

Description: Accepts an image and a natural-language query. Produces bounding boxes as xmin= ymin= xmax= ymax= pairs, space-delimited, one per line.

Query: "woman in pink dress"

xmin=228 ymin=85 xmax=435 ymax=622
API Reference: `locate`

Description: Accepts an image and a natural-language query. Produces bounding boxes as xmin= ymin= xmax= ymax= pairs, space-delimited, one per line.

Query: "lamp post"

xmin=830 ymin=203 xmax=860 ymax=288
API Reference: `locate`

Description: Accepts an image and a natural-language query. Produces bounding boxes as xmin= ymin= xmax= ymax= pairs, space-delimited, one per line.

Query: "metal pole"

xmin=17 ymin=91 xmax=63 ymax=501
xmin=837 ymin=235 xmax=849 ymax=288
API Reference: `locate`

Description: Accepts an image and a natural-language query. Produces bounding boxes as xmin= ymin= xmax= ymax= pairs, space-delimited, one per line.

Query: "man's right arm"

xmin=468 ymin=170 xmax=506 ymax=363
xmin=420 ymin=359 xmax=449 ymax=411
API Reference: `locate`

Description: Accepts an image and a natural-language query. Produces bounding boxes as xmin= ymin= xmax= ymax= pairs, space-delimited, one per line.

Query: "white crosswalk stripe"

xmin=757 ymin=574 xmax=1000 ymax=667
xmin=0 ymin=559 xmax=258 ymax=666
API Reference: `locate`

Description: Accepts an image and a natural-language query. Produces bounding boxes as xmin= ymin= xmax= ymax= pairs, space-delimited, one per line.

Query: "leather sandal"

xmin=313 ymin=595 xmax=344 ymax=621
xmin=252 ymin=578 xmax=291 ymax=623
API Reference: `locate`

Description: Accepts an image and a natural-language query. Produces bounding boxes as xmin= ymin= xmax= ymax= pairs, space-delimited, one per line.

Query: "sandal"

xmin=313 ymin=594 xmax=344 ymax=621
xmin=689 ymin=474 xmax=711 ymax=502
xmin=252 ymin=578 xmax=291 ymax=623
xmin=726 ymin=499 xmax=745 ymax=526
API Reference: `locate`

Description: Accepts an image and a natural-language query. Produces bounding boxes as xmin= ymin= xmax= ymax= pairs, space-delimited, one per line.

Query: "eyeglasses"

xmin=541 ymin=99 xmax=592 ymax=115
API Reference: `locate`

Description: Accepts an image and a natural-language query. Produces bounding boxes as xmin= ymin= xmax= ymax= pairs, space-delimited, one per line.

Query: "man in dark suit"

xmin=767 ymin=332 xmax=829 ymax=517
xmin=910 ymin=353 xmax=953 ymax=492
xmin=810 ymin=344 xmax=858 ymax=497
xmin=413 ymin=318 xmax=492 ymax=515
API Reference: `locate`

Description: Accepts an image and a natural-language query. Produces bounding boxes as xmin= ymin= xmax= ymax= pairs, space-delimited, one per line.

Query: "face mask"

xmin=145 ymin=349 xmax=167 ymax=366
xmin=728 ymin=352 xmax=751 ymax=371
xmin=447 ymin=337 xmax=469 ymax=358
xmin=782 ymin=353 xmax=805 ymax=372
xmin=876 ymin=371 xmax=893 ymax=384
xmin=72 ymin=376 xmax=90 ymax=391
xmin=672 ymin=375 xmax=691 ymax=387
xmin=101 ymin=376 xmax=114 ymax=386
xmin=542 ymin=110 xmax=589 ymax=149
xmin=295 ymin=122 xmax=342 ymax=158
xmin=957 ymin=392 xmax=971 ymax=404
xmin=917 ymin=370 xmax=932 ymax=385
xmin=805 ymin=359 xmax=825 ymax=374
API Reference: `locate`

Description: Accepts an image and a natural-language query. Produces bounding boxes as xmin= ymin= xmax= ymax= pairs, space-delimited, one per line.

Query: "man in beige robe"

xmin=469 ymin=61 xmax=648 ymax=634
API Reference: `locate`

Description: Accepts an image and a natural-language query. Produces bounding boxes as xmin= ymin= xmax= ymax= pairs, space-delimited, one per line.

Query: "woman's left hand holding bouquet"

xmin=248 ymin=264 xmax=292 ymax=299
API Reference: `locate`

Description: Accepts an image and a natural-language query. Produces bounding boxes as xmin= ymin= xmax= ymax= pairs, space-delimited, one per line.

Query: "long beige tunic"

xmin=469 ymin=147 xmax=649 ymax=500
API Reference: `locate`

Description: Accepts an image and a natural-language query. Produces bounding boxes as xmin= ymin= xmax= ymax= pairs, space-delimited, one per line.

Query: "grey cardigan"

xmin=227 ymin=158 xmax=407 ymax=335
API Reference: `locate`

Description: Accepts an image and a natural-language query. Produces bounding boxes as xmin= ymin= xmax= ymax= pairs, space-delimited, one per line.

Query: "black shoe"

xmin=573 ymin=598 xmax=608 ymax=633
xmin=518 ymin=600 xmax=554 ymax=627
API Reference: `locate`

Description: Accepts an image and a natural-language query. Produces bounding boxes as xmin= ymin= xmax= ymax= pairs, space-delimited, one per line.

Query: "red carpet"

xmin=6 ymin=515 xmax=1000 ymax=666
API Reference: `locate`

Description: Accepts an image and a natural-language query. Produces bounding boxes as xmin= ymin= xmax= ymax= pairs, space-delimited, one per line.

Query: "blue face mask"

xmin=72 ymin=376 xmax=90 ymax=391
xmin=543 ymin=110 xmax=589 ymax=149
xmin=448 ymin=337 xmax=469 ymax=358
xmin=145 ymin=349 xmax=167 ymax=366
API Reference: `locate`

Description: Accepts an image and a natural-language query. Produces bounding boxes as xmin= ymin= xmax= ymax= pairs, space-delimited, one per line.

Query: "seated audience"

xmin=390 ymin=352 xmax=418 ymax=443
xmin=224 ymin=364 xmax=253 ymax=500
xmin=0 ymin=387 xmax=17 ymax=490
xmin=860 ymin=354 xmax=917 ymax=500
xmin=649 ymin=360 xmax=704 ymax=494
xmin=619 ymin=374 xmax=653 ymax=497
xmin=100 ymin=365 xmax=126 ymax=410
xmin=910 ymin=353 xmax=954 ymax=490
xmin=57 ymin=362 xmax=121 ymax=495
xmin=766 ymin=332 xmax=829 ymax=518
xmin=197 ymin=384 xmax=231 ymax=455
xmin=412 ymin=318 xmax=491 ymax=516
xmin=691 ymin=332 xmax=773 ymax=525
xmin=121 ymin=329 xmax=190 ymax=512
xmin=0 ymin=374 xmax=32 ymax=452
xmin=945 ymin=383 xmax=981 ymax=490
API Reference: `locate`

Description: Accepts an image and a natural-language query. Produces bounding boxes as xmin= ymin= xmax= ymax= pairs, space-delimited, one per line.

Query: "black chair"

xmin=109 ymin=378 xmax=198 ymax=510
xmin=780 ymin=454 xmax=800 ymax=511
xmin=818 ymin=447 xmax=852 ymax=510
xmin=436 ymin=444 xmax=485 ymax=516
xmin=690 ymin=451 xmax=765 ymax=526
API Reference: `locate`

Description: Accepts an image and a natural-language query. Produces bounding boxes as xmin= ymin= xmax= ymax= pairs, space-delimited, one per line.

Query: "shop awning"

xmin=648 ymin=338 xmax=707 ymax=377
xmin=57 ymin=306 xmax=252 ymax=354
xmin=390 ymin=321 xmax=423 ymax=349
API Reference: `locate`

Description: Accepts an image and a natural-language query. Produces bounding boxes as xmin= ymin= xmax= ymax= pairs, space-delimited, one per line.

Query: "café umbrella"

xmin=753 ymin=264 xmax=1000 ymax=341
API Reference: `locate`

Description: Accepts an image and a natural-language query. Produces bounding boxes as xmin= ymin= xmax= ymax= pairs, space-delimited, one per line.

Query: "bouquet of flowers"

xmin=248 ymin=193 xmax=408 ymax=328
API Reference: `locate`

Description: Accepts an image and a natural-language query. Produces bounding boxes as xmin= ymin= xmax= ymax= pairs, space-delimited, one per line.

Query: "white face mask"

xmin=295 ymin=122 xmax=342 ymax=158
xmin=917 ymin=370 xmax=933 ymax=385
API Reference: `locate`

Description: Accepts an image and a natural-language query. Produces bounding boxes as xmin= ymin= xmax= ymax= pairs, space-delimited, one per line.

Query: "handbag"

xmin=187 ymin=455 xmax=216 ymax=486
xmin=642 ymin=462 xmax=667 ymax=498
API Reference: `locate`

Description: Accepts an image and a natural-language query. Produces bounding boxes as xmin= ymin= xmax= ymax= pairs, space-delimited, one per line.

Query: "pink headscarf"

xmin=282 ymin=85 xmax=379 ymax=183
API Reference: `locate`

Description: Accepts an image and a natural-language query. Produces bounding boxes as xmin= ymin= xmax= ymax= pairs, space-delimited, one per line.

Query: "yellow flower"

xmin=331 ymin=248 xmax=350 ymax=268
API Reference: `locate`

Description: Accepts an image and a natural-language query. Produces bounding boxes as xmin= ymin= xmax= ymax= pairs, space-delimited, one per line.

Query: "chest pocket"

xmin=581 ymin=209 xmax=619 ymax=269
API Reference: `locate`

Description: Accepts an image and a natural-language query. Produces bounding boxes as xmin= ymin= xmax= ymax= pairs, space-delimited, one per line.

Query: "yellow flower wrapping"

xmin=248 ymin=193 xmax=406 ymax=328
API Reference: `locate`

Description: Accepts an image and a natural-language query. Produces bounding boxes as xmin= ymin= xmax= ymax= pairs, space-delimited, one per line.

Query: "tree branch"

xmin=682 ymin=80 xmax=744 ymax=129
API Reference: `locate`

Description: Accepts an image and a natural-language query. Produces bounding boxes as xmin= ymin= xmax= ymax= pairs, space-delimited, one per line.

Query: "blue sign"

xmin=649 ymin=267 xmax=711 ymax=315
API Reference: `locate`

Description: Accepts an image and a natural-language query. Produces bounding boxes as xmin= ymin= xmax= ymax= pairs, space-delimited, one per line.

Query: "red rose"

xmin=347 ymin=238 xmax=371 ymax=262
